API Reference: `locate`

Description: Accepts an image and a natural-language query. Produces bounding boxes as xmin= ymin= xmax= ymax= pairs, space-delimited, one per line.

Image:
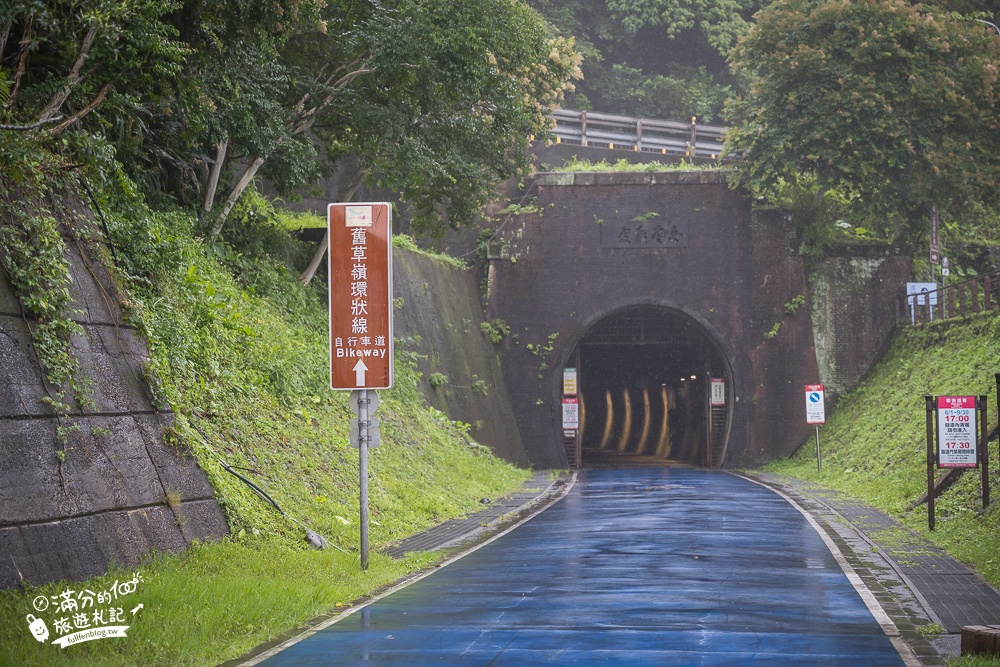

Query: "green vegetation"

xmin=0 ymin=192 xmax=531 ymax=666
xmin=917 ymin=622 xmax=943 ymax=637
xmin=768 ymin=313 xmax=1000 ymax=590
xmin=470 ymin=375 xmax=489 ymax=396
xmin=0 ymin=543 xmax=434 ymax=667
xmin=276 ymin=209 xmax=327 ymax=231
xmin=480 ymin=319 xmax=512 ymax=344
xmin=392 ymin=234 xmax=464 ymax=269
xmin=530 ymin=0 xmax=756 ymax=122
xmin=783 ymin=295 xmax=806 ymax=316
xmin=498 ymin=200 xmax=544 ymax=217
xmin=727 ymin=0 xmax=1000 ymax=261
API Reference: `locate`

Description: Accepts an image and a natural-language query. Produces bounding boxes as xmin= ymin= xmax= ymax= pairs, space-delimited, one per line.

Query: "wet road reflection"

xmin=261 ymin=468 xmax=904 ymax=666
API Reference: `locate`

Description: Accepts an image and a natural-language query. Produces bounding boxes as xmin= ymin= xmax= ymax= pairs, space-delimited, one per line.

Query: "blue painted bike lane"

xmin=258 ymin=468 xmax=908 ymax=666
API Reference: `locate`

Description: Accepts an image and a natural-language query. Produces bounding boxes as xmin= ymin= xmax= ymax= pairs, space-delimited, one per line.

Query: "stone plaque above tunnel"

xmin=600 ymin=214 xmax=689 ymax=249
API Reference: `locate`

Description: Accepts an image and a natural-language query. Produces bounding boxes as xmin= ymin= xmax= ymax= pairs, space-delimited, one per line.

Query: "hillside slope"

xmin=0 ymin=197 xmax=531 ymax=666
xmin=769 ymin=312 xmax=1000 ymax=587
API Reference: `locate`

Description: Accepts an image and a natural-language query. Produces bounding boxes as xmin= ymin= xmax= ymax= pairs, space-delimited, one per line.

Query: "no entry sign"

xmin=937 ymin=396 xmax=978 ymax=468
xmin=328 ymin=203 xmax=393 ymax=390
xmin=804 ymin=384 xmax=825 ymax=424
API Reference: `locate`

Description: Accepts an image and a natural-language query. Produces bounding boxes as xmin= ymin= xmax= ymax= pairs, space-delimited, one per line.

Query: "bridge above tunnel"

xmin=486 ymin=169 xmax=908 ymax=469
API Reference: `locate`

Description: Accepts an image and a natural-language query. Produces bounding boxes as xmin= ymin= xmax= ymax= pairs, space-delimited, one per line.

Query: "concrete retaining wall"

xmin=0 ymin=230 xmax=228 ymax=589
xmin=809 ymin=251 xmax=911 ymax=400
xmin=393 ymin=249 xmax=528 ymax=466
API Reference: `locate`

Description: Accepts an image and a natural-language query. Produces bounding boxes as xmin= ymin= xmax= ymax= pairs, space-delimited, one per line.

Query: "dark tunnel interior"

xmin=568 ymin=305 xmax=730 ymax=466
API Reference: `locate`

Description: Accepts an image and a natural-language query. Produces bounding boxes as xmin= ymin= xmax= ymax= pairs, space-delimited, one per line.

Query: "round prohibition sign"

xmin=808 ymin=392 xmax=822 ymax=403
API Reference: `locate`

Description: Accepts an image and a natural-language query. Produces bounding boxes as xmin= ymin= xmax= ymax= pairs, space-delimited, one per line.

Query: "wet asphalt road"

xmin=259 ymin=467 xmax=905 ymax=666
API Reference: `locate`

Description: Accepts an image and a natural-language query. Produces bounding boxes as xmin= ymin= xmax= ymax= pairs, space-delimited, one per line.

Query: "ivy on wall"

xmin=0 ymin=134 xmax=86 ymax=405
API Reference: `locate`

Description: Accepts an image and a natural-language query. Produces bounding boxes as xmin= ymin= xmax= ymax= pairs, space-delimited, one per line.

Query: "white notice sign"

xmin=563 ymin=368 xmax=578 ymax=396
xmin=710 ymin=378 xmax=725 ymax=407
xmin=805 ymin=384 xmax=825 ymax=425
xmin=937 ymin=396 xmax=978 ymax=469
xmin=562 ymin=397 xmax=579 ymax=429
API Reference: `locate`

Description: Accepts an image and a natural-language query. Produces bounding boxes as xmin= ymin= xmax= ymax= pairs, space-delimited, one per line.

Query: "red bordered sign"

xmin=805 ymin=384 xmax=825 ymax=425
xmin=937 ymin=395 xmax=977 ymax=469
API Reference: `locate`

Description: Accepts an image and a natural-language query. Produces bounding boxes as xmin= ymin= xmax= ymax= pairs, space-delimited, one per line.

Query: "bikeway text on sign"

xmin=328 ymin=203 xmax=393 ymax=390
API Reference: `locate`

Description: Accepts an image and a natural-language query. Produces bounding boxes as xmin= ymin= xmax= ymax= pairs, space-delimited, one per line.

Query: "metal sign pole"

xmin=981 ymin=395 xmax=990 ymax=509
xmin=359 ymin=388 xmax=370 ymax=570
xmin=995 ymin=373 xmax=1000 ymax=506
xmin=926 ymin=395 xmax=936 ymax=531
xmin=815 ymin=426 xmax=821 ymax=473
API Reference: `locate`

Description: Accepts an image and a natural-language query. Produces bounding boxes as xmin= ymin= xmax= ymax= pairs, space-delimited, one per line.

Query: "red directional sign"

xmin=328 ymin=203 xmax=393 ymax=390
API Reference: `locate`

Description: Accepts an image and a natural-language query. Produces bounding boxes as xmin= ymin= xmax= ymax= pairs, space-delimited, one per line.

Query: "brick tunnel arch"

xmin=561 ymin=303 xmax=734 ymax=467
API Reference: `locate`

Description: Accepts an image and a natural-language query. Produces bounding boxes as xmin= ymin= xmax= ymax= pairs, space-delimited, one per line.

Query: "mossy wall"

xmin=392 ymin=249 xmax=528 ymax=466
xmin=809 ymin=250 xmax=912 ymax=400
xmin=0 ymin=235 xmax=228 ymax=589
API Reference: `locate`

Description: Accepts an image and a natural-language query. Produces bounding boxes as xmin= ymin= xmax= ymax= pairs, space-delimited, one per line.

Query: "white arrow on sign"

xmin=353 ymin=359 xmax=368 ymax=386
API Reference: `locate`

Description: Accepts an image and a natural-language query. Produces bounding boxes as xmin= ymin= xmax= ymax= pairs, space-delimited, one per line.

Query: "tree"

xmin=529 ymin=0 xmax=759 ymax=121
xmin=0 ymin=0 xmax=186 ymax=133
xmin=167 ymin=0 xmax=327 ymax=238
xmin=726 ymin=0 xmax=1000 ymax=246
xmin=184 ymin=0 xmax=579 ymax=246
xmin=318 ymin=0 xmax=581 ymax=236
xmin=293 ymin=0 xmax=581 ymax=282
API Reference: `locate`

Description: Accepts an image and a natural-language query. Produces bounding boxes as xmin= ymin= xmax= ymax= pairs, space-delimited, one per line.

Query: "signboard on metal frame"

xmin=936 ymin=395 xmax=978 ymax=469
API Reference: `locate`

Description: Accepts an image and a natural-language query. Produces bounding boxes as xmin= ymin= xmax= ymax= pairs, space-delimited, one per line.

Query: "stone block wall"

xmin=0 ymin=232 xmax=227 ymax=589
xmin=809 ymin=251 xmax=912 ymax=400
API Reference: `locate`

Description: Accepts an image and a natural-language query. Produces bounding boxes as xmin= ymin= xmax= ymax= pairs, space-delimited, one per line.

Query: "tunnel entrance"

xmin=567 ymin=305 xmax=732 ymax=467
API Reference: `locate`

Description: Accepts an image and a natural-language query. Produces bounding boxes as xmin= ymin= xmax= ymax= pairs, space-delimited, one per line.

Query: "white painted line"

xmin=734 ymin=473 xmax=922 ymax=667
xmin=235 ymin=472 xmax=577 ymax=666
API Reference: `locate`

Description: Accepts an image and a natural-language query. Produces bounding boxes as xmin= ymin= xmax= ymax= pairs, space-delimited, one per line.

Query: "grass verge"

xmin=0 ymin=190 xmax=529 ymax=666
xmin=766 ymin=312 xmax=1000 ymax=665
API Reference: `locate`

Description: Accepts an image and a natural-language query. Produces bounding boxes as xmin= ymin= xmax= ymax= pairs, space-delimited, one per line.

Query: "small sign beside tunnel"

xmin=804 ymin=384 xmax=826 ymax=425
xmin=562 ymin=397 xmax=579 ymax=429
xmin=563 ymin=368 xmax=578 ymax=396
xmin=711 ymin=378 xmax=725 ymax=406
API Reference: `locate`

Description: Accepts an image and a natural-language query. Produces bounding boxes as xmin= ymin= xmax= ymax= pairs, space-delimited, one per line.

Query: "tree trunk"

xmin=7 ymin=15 xmax=34 ymax=109
xmin=50 ymin=83 xmax=110 ymax=133
xmin=201 ymin=139 xmax=229 ymax=221
xmin=0 ymin=20 xmax=12 ymax=57
xmin=207 ymin=156 xmax=265 ymax=242
xmin=299 ymin=167 xmax=368 ymax=285
xmin=38 ymin=27 xmax=97 ymax=122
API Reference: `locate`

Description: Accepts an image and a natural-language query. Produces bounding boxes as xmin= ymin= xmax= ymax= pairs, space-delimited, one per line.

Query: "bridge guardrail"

xmin=548 ymin=109 xmax=729 ymax=159
xmin=897 ymin=269 xmax=1000 ymax=326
